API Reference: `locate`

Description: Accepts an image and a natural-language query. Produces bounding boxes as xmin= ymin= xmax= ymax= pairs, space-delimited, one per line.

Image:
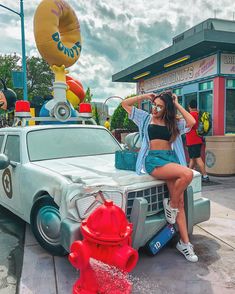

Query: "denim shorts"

xmin=145 ymin=150 xmax=180 ymax=174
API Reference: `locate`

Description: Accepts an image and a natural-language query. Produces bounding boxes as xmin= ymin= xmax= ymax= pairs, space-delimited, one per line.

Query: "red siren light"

xmin=79 ymin=103 xmax=92 ymax=117
xmin=15 ymin=100 xmax=31 ymax=117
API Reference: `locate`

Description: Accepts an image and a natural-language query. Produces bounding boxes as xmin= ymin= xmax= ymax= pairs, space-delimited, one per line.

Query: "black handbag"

xmin=115 ymin=134 xmax=140 ymax=171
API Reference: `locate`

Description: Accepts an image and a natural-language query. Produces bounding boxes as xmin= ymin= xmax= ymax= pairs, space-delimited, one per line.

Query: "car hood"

xmin=32 ymin=154 xmax=159 ymax=188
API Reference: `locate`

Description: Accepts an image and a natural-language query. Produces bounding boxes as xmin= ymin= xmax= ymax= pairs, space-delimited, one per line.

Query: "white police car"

xmin=0 ymin=118 xmax=210 ymax=256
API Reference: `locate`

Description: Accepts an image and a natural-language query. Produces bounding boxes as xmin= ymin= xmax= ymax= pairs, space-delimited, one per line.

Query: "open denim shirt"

xmin=129 ymin=107 xmax=190 ymax=175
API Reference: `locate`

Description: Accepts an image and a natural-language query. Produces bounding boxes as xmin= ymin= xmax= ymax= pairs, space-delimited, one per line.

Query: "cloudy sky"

xmin=0 ymin=0 xmax=235 ymax=109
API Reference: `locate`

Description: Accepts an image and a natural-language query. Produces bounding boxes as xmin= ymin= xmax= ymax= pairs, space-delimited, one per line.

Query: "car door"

xmin=0 ymin=134 xmax=22 ymax=216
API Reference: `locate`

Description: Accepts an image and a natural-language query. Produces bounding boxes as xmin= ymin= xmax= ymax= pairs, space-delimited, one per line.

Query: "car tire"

xmin=30 ymin=195 xmax=67 ymax=256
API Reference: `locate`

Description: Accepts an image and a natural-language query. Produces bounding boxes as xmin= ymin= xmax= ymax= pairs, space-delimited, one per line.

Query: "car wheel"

xmin=30 ymin=195 xmax=67 ymax=256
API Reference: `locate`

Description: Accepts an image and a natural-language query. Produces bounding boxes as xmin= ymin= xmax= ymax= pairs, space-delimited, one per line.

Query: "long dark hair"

xmin=153 ymin=91 xmax=179 ymax=142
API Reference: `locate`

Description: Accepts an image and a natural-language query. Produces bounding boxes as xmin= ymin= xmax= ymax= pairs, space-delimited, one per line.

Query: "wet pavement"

xmin=0 ymin=206 xmax=25 ymax=294
xmin=18 ymin=224 xmax=235 ymax=294
xmin=18 ymin=175 xmax=235 ymax=294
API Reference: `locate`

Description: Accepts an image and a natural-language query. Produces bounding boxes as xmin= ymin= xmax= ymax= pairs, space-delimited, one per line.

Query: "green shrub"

xmin=110 ymin=95 xmax=138 ymax=131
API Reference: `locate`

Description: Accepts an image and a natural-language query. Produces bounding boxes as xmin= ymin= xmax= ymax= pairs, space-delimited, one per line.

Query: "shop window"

xmin=226 ymin=79 xmax=235 ymax=88
xmin=199 ymin=91 xmax=213 ymax=135
xmin=177 ymin=96 xmax=183 ymax=105
xmin=173 ymin=88 xmax=182 ymax=96
xmin=141 ymin=100 xmax=151 ymax=113
xmin=198 ymin=81 xmax=213 ymax=135
xmin=184 ymin=93 xmax=197 ymax=111
xmin=173 ymin=88 xmax=183 ymax=106
xmin=226 ymin=89 xmax=235 ymax=133
xmin=199 ymin=81 xmax=213 ymax=91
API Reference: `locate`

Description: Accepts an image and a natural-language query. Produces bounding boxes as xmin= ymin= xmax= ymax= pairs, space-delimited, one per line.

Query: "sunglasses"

xmin=151 ymin=104 xmax=164 ymax=112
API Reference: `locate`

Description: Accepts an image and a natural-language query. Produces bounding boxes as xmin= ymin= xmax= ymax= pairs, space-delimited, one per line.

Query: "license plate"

xmin=148 ymin=224 xmax=176 ymax=255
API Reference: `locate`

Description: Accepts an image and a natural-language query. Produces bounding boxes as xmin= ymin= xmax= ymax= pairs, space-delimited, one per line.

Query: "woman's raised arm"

xmin=172 ymin=94 xmax=196 ymax=128
xmin=121 ymin=93 xmax=156 ymax=114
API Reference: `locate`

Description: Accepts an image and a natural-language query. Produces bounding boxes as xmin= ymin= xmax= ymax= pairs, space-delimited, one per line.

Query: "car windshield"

xmin=27 ymin=127 xmax=121 ymax=161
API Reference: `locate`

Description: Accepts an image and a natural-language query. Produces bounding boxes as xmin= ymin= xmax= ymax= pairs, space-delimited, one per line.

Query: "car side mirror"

xmin=124 ymin=132 xmax=141 ymax=150
xmin=0 ymin=154 xmax=10 ymax=170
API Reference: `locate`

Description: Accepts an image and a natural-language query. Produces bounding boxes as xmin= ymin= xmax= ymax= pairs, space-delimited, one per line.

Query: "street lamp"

xmin=102 ymin=95 xmax=123 ymax=118
xmin=0 ymin=0 xmax=28 ymax=101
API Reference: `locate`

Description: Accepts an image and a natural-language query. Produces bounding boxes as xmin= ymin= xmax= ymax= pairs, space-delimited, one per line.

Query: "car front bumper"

xmin=130 ymin=186 xmax=210 ymax=249
xmin=60 ymin=185 xmax=210 ymax=252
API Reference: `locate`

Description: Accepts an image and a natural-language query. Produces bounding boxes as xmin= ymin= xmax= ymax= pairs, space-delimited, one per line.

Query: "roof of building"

xmin=112 ymin=18 xmax=235 ymax=83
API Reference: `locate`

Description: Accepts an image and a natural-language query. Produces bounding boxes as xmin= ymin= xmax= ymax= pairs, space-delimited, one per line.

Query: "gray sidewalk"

xmin=0 ymin=206 xmax=25 ymax=294
xmin=19 ymin=176 xmax=235 ymax=294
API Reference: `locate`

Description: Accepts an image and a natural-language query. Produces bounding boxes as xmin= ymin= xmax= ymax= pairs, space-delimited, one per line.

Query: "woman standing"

xmin=122 ymin=91 xmax=198 ymax=262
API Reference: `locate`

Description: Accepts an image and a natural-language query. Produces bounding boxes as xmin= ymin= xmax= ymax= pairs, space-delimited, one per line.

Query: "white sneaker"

xmin=176 ymin=240 xmax=198 ymax=262
xmin=163 ymin=198 xmax=179 ymax=224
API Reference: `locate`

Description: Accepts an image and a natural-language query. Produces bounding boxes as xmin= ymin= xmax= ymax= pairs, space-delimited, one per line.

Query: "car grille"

xmin=126 ymin=184 xmax=169 ymax=218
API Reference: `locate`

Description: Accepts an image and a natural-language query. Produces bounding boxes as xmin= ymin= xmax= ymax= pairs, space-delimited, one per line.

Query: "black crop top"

xmin=148 ymin=124 xmax=171 ymax=141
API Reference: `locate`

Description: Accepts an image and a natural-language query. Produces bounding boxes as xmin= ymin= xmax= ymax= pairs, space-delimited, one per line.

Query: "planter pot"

xmin=205 ymin=135 xmax=235 ymax=176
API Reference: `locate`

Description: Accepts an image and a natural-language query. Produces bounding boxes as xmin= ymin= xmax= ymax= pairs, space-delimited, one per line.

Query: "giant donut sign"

xmin=34 ymin=0 xmax=82 ymax=68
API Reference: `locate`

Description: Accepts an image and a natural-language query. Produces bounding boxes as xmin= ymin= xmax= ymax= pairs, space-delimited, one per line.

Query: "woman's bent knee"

xmin=181 ymin=169 xmax=193 ymax=185
xmin=187 ymin=169 xmax=194 ymax=183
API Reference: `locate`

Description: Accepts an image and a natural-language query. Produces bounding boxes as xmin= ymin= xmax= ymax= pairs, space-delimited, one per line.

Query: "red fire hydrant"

xmin=69 ymin=199 xmax=139 ymax=294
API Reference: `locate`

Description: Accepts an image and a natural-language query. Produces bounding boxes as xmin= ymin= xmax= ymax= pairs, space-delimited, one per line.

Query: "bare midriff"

xmin=149 ymin=139 xmax=171 ymax=150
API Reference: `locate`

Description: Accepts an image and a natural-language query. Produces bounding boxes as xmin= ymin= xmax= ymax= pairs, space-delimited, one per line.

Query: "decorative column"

xmin=213 ymin=77 xmax=225 ymax=135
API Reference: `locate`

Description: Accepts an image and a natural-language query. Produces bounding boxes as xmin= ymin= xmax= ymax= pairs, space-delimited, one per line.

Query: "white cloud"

xmin=0 ymin=0 xmax=234 ymax=103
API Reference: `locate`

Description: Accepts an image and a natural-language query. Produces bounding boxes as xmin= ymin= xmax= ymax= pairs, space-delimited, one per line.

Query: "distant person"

xmin=186 ymin=100 xmax=209 ymax=182
xmin=104 ymin=117 xmax=110 ymax=130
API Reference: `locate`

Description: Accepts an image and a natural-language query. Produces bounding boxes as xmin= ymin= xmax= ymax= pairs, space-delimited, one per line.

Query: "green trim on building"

xmin=226 ymin=79 xmax=235 ymax=88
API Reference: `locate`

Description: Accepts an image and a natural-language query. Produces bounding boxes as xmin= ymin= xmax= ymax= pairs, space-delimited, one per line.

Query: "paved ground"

xmin=0 ymin=206 xmax=25 ymax=294
xmin=1 ymin=176 xmax=235 ymax=294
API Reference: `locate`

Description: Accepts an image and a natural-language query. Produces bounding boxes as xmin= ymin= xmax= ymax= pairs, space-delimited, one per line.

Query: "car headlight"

xmin=75 ymin=190 xmax=124 ymax=220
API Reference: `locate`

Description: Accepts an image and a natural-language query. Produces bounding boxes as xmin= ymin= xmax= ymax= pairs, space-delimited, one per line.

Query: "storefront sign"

xmin=140 ymin=54 xmax=217 ymax=92
xmin=220 ymin=54 xmax=235 ymax=75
